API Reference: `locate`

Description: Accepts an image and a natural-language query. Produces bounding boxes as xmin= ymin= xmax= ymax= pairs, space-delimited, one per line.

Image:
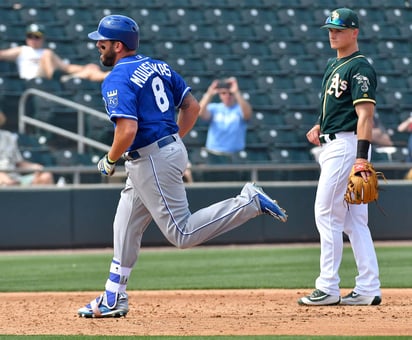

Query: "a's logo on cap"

xmin=331 ymin=11 xmax=340 ymax=21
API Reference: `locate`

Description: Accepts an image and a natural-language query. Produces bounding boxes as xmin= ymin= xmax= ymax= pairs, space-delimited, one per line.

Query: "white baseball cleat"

xmin=298 ymin=289 xmax=341 ymax=306
xmin=78 ymin=292 xmax=129 ymax=318
xmin=340 ymin=291 xmax=381 ymax=305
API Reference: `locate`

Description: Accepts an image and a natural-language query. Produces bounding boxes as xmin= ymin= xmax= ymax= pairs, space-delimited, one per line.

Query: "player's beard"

xmin=100 ymin=45 xmax=117 ymax=67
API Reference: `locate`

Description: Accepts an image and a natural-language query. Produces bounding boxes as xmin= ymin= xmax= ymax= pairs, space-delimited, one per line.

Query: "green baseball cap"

xmin=26 ymin=23 xmax=45 ymax=37
xmin=321 ymin=8 xmax=359 ymax=30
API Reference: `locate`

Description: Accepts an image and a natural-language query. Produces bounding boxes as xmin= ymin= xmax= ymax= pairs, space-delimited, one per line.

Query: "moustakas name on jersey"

xmin=319 ymin=51 xmax=377 ymax=134
xmin=102 ymin=54 xmax=191 ymax=150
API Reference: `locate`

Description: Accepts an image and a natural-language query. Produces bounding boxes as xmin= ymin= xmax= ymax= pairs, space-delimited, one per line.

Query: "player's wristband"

xmin=356 ymin=139 xmax=370 ymax=159
xmin=107 ymin=155 xmax=116 ymax=164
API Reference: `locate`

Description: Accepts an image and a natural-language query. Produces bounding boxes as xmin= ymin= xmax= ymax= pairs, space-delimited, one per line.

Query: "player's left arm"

xmin=176 ymin=92 xmax=200 ymax=138
xmin=355 ymin=102 xmax=374 ymax=143
xmin=354 ymin=101 xmax=375 ymax=180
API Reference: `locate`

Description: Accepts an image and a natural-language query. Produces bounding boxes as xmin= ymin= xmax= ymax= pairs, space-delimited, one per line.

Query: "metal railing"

xmin=18 ymin=88 xmax=110 ymax=154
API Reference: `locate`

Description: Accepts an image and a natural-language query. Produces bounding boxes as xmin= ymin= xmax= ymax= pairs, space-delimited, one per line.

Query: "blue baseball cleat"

xmin=252 ymin=183 xmax=288 ymax=222
xmin=78 ymin=292 xmax=129 ymax=318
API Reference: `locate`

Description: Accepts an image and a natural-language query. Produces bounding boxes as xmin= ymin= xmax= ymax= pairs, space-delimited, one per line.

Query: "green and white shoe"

xmin=340 ymin=291 xmax=381 ymax=306
xmin=298 ymin=289 xmax=341 ymax=306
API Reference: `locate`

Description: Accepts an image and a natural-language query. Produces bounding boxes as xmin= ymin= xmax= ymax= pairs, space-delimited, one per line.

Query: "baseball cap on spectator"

xmin=26 ymin=23 xmax=45 ymax=38
xmin=322 ymin=8 xmax=359 ymax=30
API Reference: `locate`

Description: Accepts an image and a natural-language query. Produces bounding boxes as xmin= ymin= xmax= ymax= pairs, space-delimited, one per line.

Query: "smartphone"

xmin=217 ymin=81 xmax=230 ymax=89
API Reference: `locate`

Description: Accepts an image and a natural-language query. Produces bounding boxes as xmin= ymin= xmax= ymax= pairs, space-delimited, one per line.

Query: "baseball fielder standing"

xmin=78 ymin=15 xmax=287 ymax=318
xmin=298 ymin=8 xmax=381 ymax=306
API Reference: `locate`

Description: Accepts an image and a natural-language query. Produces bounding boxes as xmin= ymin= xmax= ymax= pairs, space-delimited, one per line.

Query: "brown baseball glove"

xmin=344 ymin=161 xmax=386 ymax=204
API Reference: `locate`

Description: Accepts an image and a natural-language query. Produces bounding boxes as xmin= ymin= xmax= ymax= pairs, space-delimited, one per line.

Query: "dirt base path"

xmin=1 ymin=289 xmax=411 ymax=336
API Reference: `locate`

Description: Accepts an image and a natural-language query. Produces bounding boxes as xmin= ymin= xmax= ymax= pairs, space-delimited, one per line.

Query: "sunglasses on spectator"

xmin=26 ymin=34 xmax=43 ymax=39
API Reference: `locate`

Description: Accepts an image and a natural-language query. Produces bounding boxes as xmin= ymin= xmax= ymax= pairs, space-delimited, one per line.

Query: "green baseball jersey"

xmin=318 ymin=51 xmax=377 ymax=134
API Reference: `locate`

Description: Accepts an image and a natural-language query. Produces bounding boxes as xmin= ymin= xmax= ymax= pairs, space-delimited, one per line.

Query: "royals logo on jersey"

xmin=107 ymin=90 xmax=119 ymax=108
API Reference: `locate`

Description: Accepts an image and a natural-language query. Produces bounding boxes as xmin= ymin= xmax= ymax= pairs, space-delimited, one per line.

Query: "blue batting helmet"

xmin=88 ymin=15 xmax=139 ymax=50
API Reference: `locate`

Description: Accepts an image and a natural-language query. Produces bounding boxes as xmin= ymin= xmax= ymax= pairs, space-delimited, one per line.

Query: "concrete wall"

xmin=0 ymin=181 xmax=410 ymax=250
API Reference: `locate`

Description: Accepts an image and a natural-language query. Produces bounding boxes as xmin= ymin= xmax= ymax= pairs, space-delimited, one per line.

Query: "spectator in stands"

xmin=0 ymin=24 xmax=108 ymax=82
xmin=198 ymin=77 xmax=252 ymax=163
xmin=0 ymin=110 xmax=54 ymax=186
xmin=372 ymin=114 xmax=393 ymax=147
xmin=183 ymin=161 xmax=193 ymax=183
xmin=397 ymin=114 xmax=412 ymax=162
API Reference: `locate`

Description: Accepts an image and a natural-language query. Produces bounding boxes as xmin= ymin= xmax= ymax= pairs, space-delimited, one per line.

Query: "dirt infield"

xmin=0 ymin=289 xmax=411 ymax=336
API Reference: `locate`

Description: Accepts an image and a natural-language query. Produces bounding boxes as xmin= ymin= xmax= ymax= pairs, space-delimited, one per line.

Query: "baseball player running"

xmin=298 ymin=8 xmax=381 ymax=306
xmin=77 ymin=15 xmax=287 ymax=318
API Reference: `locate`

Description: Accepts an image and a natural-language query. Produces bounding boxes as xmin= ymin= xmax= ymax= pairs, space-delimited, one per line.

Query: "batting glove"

xmin=97 ymin=154 xmax=116 ymax=176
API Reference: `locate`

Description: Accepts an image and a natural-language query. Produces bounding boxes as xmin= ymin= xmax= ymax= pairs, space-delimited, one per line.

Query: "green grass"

xmin=0 ymin=244 xmax=410 ymax=292
xmin=0 ymin=245 xmax=410 ymax=339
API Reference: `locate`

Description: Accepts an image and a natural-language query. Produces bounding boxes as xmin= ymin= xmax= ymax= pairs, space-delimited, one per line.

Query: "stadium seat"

xmin=51 ymin=149 xmax=98 ymax=166
xmin=378 ymin=41 xmax=411 ymax=56
xmin=268 ymin=148 xmax=296 ymax=163
xmin=18 ymin=7 xmax=57 ymax=24
xmin=231 ymin=41 xmax=271 ymax=57
xmin=269 ymin=41 xmax=307 ymax=57
xmin=154 ymin=41 xmax=195 ymax=59
xmin=252 ymin=111 xmax=285 ymax=127
xmin=2 ymin=0 xmax=410 ymax=182
xmin=204 ymin=56 xmax=247 ymax=75
xmin=203 ymin=7 xmax=245 ymax=25
xmin=242 ymin=56 xmax=284 ymax=75
xmin=269 ymin=89 xmax=313 ymax=111
xmin=167 ymin=8 xmax=206 ymax=25
xmin=192 ymin=41 xmax=232 ymax=58
xmin=284 ymin=111 xmax=317 ymax=129
xmin=293 ymin=74 xmax=323 ymax=91
xmin=239 ymin=147 xmax=271 ymax=163
xmin=239 ymin=7 xmax=281 ymax=24
xmin=279 ymin=55 xmax=321 ymax=75
xmin=368 ymin=57 xmax=397 ymax=75
xmin=256 ymin=75 xmax=295 ymax=91
xmin=378 ymin=75 xmax=408 ymax=89
xmin=254 ymin=24 xmax=295 ymax=42
xmin=21 ymin=148 xmax=55 ymax=166
xmin=182 ymin=128 xmax=208 ymax=147
xmin=180 ymin=23 xmax=225 ymax=42
xmin=167 ymin=56 xmax=212 ymax=77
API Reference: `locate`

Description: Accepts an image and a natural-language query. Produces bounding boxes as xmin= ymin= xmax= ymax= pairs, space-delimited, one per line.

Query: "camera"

xmin=216 ymin=81 xmax=230 ymax=89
